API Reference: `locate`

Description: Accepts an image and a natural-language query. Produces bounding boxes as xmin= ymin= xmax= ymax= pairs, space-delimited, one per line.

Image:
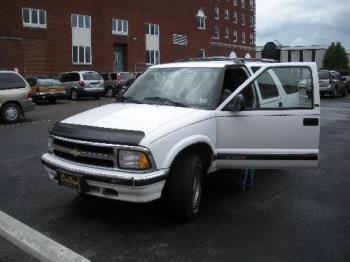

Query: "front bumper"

xmin=41 ymin=153 xmax=169 ymax=203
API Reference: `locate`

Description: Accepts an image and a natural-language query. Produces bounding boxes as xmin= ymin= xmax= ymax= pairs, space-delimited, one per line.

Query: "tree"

xmin=323 ymin=42 xmax=349 ymax=70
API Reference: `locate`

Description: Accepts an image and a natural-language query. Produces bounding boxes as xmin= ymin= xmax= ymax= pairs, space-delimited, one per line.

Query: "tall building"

xmin=0 ymin=0 xmax=256 ymax=76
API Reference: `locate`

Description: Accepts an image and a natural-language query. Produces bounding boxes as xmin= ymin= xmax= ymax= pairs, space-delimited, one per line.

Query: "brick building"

xmin=0 ymin=0 xmax=256 ymax=77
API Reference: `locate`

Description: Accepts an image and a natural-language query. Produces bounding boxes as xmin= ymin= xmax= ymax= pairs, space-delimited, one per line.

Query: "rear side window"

xmin=82 ymin=72 xmax=100 ymax=80
xmin=37 ymin=79 xmax=62 ymax=86
xmin=0 ymin=73 xmax=26 ymax=90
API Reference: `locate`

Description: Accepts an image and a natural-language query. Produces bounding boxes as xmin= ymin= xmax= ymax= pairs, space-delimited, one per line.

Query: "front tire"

xmin=162 ymin=153 xmax=203 ymax=221
xmin=1 ymin=103 xmax=21 ymax=123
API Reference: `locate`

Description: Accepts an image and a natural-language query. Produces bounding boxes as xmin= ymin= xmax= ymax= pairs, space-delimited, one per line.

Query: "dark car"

xmin=27 ymin=78 xmax=66 ymax=103
xmin=318 ymin=70 xmax=347 ymax=97
xmin=100 ymin=72 xmax=134 ymax=97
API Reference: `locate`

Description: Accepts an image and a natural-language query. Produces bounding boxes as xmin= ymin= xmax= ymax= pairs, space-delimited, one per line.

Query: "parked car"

xmin=27 ymin=78 xmax=66 ymax=103
xmin=100 ymin=72 xmax=135 ymax=97
xmin=0 ymin=71 xmax=35 ymax=123
xmin=59 ymin=71 xmax=104 ymax=100
xmin=318 ymin=70 xmax=347 ymax=97
xmin=42 ymin=59 xmax=320 ymax=221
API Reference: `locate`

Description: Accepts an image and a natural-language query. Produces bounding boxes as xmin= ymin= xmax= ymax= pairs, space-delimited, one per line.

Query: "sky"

xmin=256 ymin=0 xmax=350 ymax=50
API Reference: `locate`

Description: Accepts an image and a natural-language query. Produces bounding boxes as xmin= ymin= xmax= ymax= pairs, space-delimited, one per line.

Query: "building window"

xmin=241 ymin=32 xmax=246 ymax=43
xmin=224 ymin=9 xmax=229 ymax=20
xmin=196 ymin=10 xmax=206 ymax=29
xmin=241 ymin=14 xmax=245 ymax=25
xmin=173 ymin=34 xmax=188 ymax=46
xmin=250 ymin=0 xmax=254 ymax=11
xmin=233 ymin=12 xmax=238 ymax=23
xmin=224 ymin=28 xmax=229 ymax=39
xmin=233 ymin=30 xmax=238 ymax=42
xmin=311 ymin=50 xmax=316 ymax=62
xmin=146 ymin=23 xmax=159 ymax=36
xmin=213 ymin=26 xmax=220 ymax=39
xmin=198 ymin=49 xmax=205 ymax=59
xmin=299 ymin=50 xmax=304 ymax=62
xmin=288 ymin=50 xmax=292 ymax=62
xmin=22 ymin=8 xmax=47 ymax=28
xmin=233 ymin=0 xmax=237 ymax=6
xmin=112 ymin=19 xmax=128 ymax=35
xmin=72 ymin=46 xmax=91 ymax=64
xmin=71 ymin=14 xmax=91 ymax=29
xmin=241 ymin=0 xmax=245 ymax=8
xmin=214 ymin=7 xmax=219 ymax=19
xmin=249 ymin=16 xmax=254 ymax=27
xmin=146 ymin=50 xmax=160 ymax=65
xmin=250 ymin=33 xmax=254 ymax=44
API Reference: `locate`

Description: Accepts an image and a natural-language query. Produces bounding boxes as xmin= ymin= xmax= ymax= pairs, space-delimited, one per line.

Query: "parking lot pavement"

xmin=1 ymin=97 xmax=350 ymax=262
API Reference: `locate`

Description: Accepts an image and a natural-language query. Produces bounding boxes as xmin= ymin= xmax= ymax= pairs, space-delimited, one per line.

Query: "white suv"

xmin=41 ymin=59 xmax=320 ymax=220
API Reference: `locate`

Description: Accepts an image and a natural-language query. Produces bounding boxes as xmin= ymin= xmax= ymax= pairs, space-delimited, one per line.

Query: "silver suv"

xmin=59 ymin=71 xmax=104 ymax=100
xmin=0 ymin=71 xmax=35 ymax=123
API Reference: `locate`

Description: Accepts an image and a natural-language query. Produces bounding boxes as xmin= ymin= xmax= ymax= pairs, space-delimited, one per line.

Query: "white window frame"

xmin=197 ymin=11 xmax=206 ymax=30
xmin=146 ymin=23 xmax=160 ymax=36
xmin=241 ymin=32 xmax=246 ymax=43
xmin=241 ymin=0 xmax=246 ymax=8
xmin=250 ymin=16 xmax=254 ymax=27
xmin=22 ymin=8 xmax=47 ymax=28
xmin=250 ymin=33 xmax=254 ymax=44
xmin=233 ymin=30 xmax=238 ymax=42
xmin=72 ymin=46 xmax=92 ymax=65
xmin=146 ymin=50 xmax=160 ymax=65
xmin=250 ymin=0 xmax=254 ymax=11
xmin=213 ymin=26 xmax=220 ymax=39
xmin=112 ymin=19 xmax=128 ymax=35
xmin=198 ymin=48 xmax=206 ymax=59
xmin=241 ymin=13 xmax=245 ymax=25
xmin=233 ymin=0 xmax=237 ymax=6
xmin=233 ymin=11 xmax=238 ymax=23
xmin=224 ymin=28 xmax=229 ymax=39
xmin=224 ymin=9 xmax=229 ymax=20
xmin=214 ymin=7 xmax=220 ymax=20
xmin=71 ymin=14 xmax=91 ymax=29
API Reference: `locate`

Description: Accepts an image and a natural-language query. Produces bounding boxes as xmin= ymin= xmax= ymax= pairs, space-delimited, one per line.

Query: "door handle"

xmin=303 ymin=118 xmax=319 ymax=126
xmin=278 ymin=102 xmax=283 ymax=108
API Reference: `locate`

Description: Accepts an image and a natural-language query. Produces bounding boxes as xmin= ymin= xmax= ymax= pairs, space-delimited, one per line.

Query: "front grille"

xmin=52 ymin=137 xmax=116 ymax=169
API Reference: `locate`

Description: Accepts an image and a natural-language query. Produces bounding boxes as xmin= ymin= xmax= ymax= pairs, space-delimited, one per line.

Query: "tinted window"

xmin=111 ymin=73 xmax=118 ymax=80
xmin=82 ymin=72 xmax=100 ymax=80
xmin=37 ymin=79 xmax=62 ymax=86
xmin=71 ymin=73 xmax=80 ymax=81
xmin=318 ymin=72 xmax=329 ymax=80
xmin=0 ymin=73 xmax=26 ymax=90
xmin=100 ymin=74 xmax=108 ymax=81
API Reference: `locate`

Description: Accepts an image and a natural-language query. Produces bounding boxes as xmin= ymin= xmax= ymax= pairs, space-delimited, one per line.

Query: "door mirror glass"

xmin=225 ymin=94 xmax=246 ymax=111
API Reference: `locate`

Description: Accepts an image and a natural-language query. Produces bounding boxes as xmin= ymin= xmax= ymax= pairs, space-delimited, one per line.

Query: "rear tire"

xmin=71 ymin=89 xmax=79 ymax=101
xmin=1 ymin=103 xmax=21 ymax=124
xmin=162 ymin=153 xmax=203 ymax=221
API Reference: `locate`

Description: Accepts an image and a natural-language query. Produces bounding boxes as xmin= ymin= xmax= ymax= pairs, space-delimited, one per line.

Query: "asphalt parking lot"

xmin=0 ymin=97 xmax=350 ymax=262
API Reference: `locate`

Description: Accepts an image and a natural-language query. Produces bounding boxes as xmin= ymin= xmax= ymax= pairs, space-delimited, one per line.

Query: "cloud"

xmin=256 ymin=0 xmax=350 ymax=50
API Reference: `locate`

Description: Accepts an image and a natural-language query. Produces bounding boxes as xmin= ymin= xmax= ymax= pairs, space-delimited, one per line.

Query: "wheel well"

xmin=1 ymin=101 xmax=23 ymax=116
xmin=171 ymin=143 xmax=213 ymax=173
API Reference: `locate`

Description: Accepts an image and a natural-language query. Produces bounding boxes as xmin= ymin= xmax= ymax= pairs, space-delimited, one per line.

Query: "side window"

xmin=256 ymin=71 xmax=279 ymax=100
xmin=254 ymin=67 xmax=313 ymax=109
xmin=72 ymin=73 xmax=80 ymax=82
xmin=0 ymin=73 xmax=26 ymax=90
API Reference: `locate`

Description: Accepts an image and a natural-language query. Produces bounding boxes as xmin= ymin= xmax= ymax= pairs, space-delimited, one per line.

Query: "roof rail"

xmin=175 ymin=56 xmax=278 ymax=63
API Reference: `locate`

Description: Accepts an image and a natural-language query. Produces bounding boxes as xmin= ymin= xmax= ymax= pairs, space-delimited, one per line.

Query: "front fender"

xmin=162 ymin=135 xmax=215 ymax=169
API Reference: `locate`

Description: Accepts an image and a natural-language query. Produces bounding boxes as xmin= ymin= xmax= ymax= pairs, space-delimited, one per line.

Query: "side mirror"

xmin=225 ymin=94 xmax=246 ymax=112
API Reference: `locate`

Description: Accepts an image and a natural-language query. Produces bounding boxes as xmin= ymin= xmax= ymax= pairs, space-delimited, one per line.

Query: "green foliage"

xmin=323 ymin=42 xmax=349 ymax=70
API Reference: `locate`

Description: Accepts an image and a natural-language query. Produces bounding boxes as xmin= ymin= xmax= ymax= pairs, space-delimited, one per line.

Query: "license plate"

xmin=57 ymin=170 xmax=86 ymax=192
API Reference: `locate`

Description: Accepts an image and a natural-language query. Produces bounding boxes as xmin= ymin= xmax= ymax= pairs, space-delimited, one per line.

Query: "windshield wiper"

xmin=117 ymin=96 xmax=143 ymax=104
xmin=143 ymin=96 xmax=189 ymax=107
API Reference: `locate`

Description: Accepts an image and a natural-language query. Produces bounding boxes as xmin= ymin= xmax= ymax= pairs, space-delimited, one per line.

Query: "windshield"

xmin=123 ymin=67 xmax=222 ymax=109
xmin=37 ymin=79 xmax=62 ymax=86
xmin=82 ymin=72 xmax=100 ymax=81
xmin=318 ymin=72 xmax=329 ymax=80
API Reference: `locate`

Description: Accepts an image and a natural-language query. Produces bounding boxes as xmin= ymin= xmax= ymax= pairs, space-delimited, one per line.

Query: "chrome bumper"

xmin=41 ymin=153 xmax=169 ymax=203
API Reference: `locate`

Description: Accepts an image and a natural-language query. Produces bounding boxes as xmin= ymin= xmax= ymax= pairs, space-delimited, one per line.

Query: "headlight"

xmin=118 ymin=150 xmax=151 ymax=170
xmin=48 ymin=137 xmax=54 ymax=153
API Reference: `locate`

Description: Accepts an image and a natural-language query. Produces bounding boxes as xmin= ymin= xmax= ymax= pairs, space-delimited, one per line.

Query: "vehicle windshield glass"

xmin=82 ymin=72 xmax=100 ymax=80
xmin=38 ymin=79 xmax=62 ymax=86
xmin=318 ymin=72 xmax=329 ymax=80
xmin=123 ymin=67 xmax=222 ymax=109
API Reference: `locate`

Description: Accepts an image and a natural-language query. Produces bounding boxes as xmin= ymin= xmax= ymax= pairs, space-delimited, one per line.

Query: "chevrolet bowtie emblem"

xmin=71 ymin=148 xmax=80 ymax=157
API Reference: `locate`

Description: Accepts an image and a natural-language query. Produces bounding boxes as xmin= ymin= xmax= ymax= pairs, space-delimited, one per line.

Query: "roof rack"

xmin=176 ymin=56 xmax=278 ymax=63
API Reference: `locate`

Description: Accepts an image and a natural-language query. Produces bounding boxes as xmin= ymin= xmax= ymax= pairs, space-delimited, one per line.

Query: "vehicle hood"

xmin=61 ymin=103 xmax=198 ymax=135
